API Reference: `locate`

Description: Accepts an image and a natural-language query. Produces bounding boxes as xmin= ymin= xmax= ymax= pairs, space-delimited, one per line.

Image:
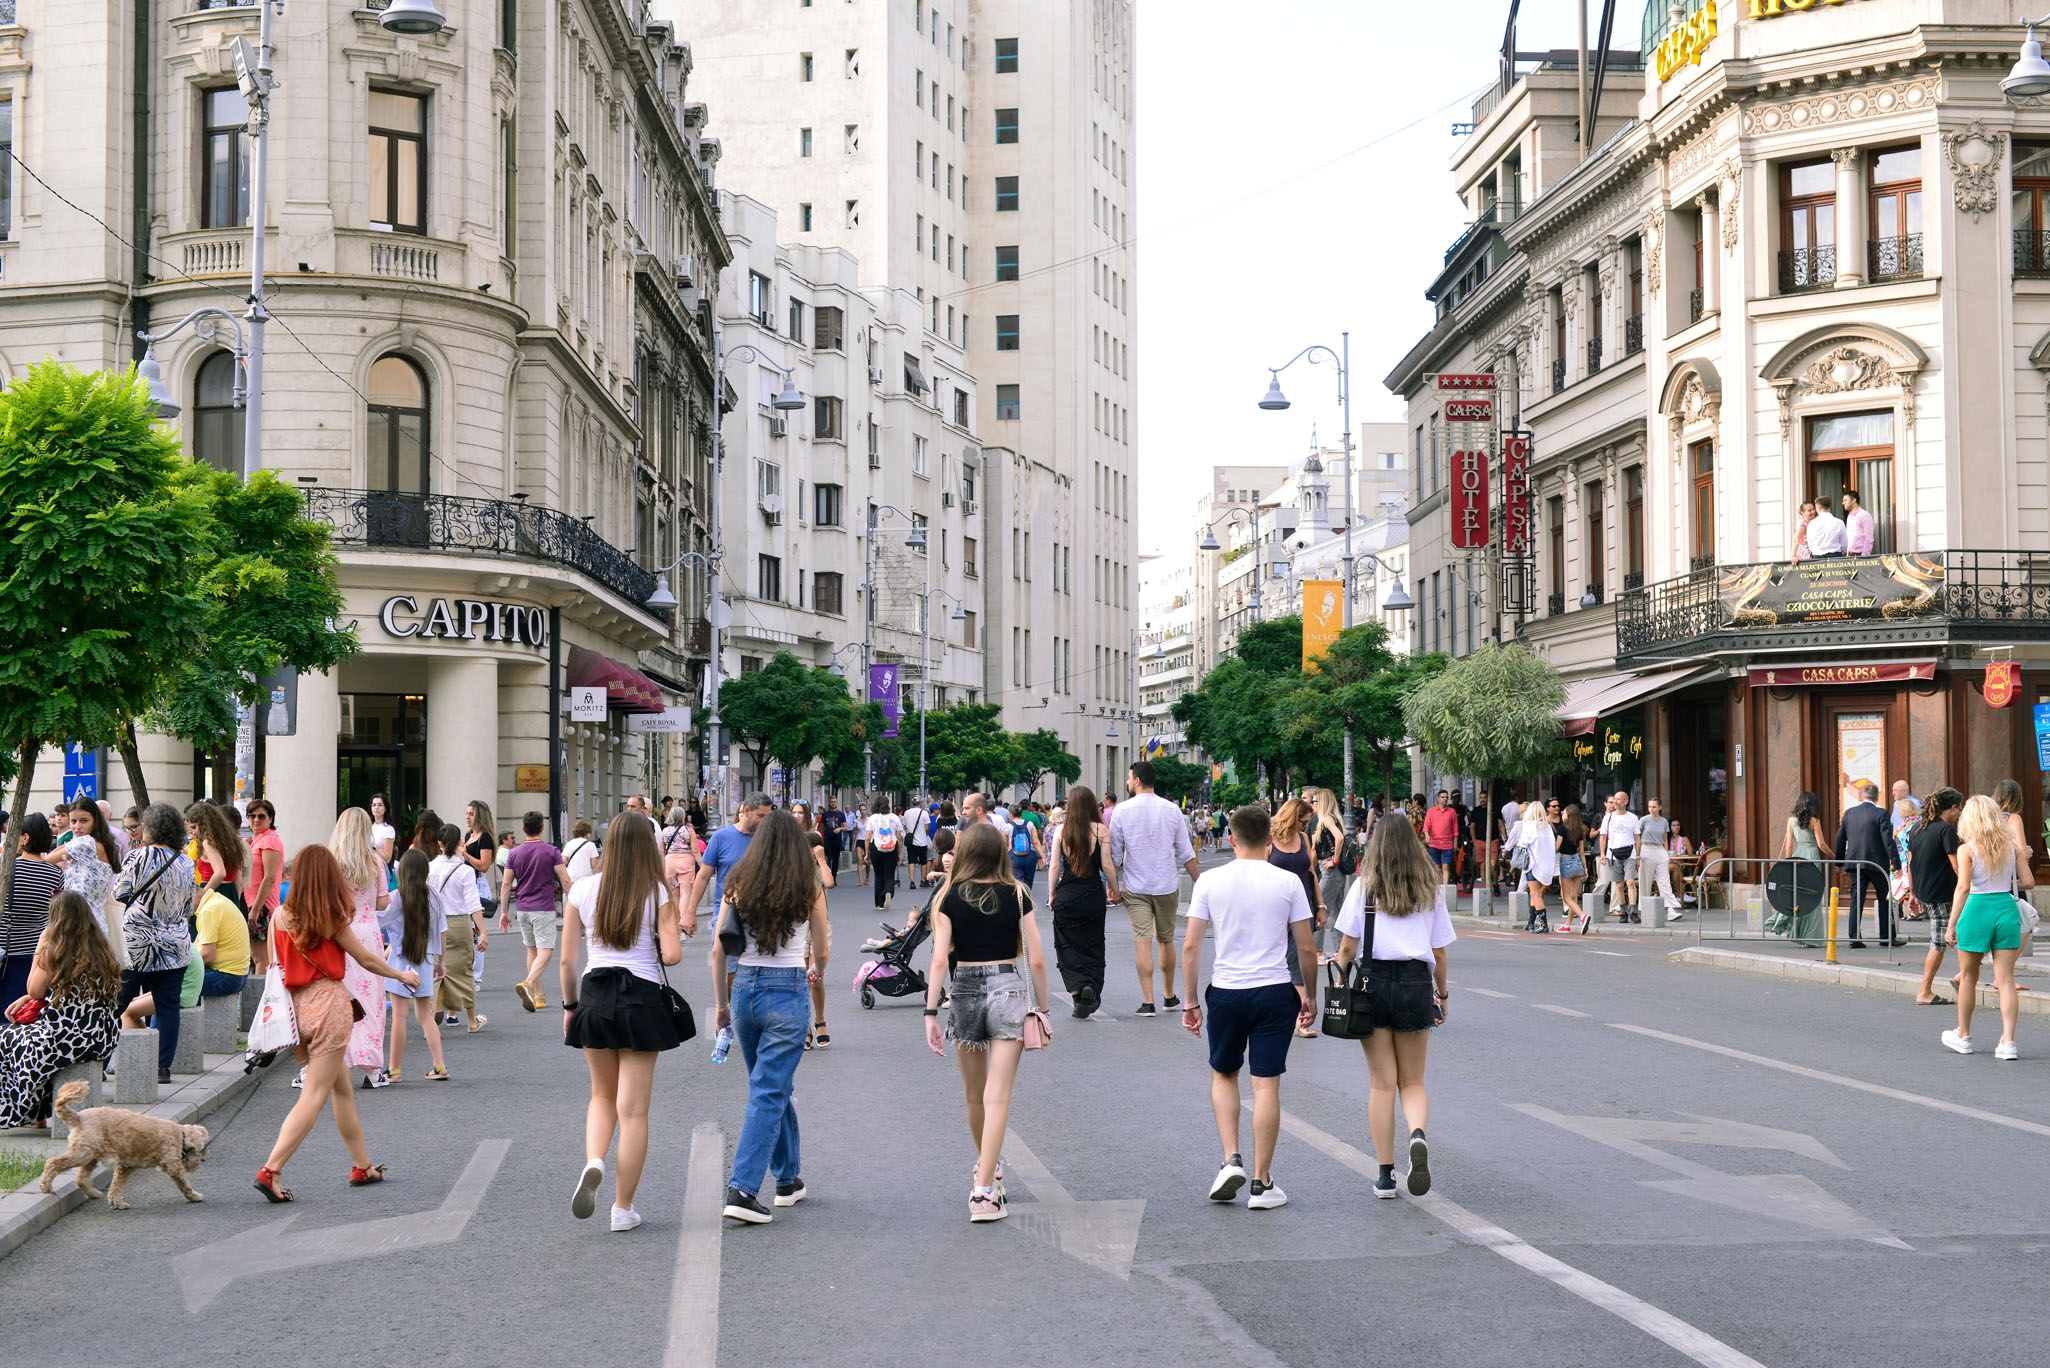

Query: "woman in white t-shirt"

xmin=563 ymin=820 xmax=601 ymax=882
xmin=369 ymin=794 xmax=396 ymax=867
xmin=559 ymin=813 xmax=689 ymax=1233
xmin=1335 ymin=815 xmax=1454 ymax=1201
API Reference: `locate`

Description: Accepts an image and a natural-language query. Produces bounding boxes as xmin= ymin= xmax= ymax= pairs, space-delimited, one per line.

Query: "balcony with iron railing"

xmin=303 ymin=488 xmax=663 ymax=613
xmin=1778 ymin=244 xmax=1837 ymax=294
xmin=1868 ymin=233 xmax=1922 ymax=283
xmin=1687 ymin=289 xmax=1703 ymax=325
xmin=2017 ymin=230 xmax=2050 ymax=277
xmin=1551 ymin=357 xmax=1566 ymax=394
xmin=1624 ymin=314 xmax=1643 ymax=356
xmin=1547 ymin=591 xmax=1565 ymax=616
xmin=1615 ymin=550 xmax=2050 ymax=664
xmin=1587 ymin=337 xmax=1604 ymax=375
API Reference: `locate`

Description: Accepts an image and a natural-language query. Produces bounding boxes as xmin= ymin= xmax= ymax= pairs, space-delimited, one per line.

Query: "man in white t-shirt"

xmin=1599 ymin=792 xmax=1642 ymax=923
xmin=903 ymin=799 xmax=930 ymax=886
xmin=1181 ymin=805 xmax=1317 ymax=1212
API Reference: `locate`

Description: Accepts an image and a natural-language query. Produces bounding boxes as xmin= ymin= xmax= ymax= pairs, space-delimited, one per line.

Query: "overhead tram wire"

xmin=10 ymin=152 xmax=503 ymax=503
xmin=934 ymin=85 xmax=1481 ymax=306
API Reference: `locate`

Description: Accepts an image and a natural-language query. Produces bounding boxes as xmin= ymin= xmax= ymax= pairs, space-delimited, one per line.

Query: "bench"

xmin=202 ymin=992 xmax=242 ymax=1054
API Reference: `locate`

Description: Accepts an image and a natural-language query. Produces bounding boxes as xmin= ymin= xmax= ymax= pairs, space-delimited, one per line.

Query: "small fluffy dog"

xmin=38 ymin=1081 xmax=209 ymax=1209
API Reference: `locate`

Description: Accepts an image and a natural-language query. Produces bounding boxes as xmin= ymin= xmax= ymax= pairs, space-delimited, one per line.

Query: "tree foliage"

xmin=717 ymin=652 xmax=854 ymax=799
xmin=1146 ymin=753 xmax=1206 ymax=802
xmin=0 ymin=361 xmax=214 ymax=909
xmin=907 ymin=702 xmax=1025 ymax=796
xmin=1401 ymin=642 xmax=1566 ymax=787
xmin=1014 ymin=728 xmax=1081 ymax=797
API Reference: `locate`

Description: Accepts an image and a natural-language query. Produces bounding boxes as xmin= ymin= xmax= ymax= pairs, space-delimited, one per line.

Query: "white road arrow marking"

xmin=1002 ymin=1129 xmax=1145 ymax=1279
xmin=1513 ymin=1104 xmax=1906 ymax=1249
xmin=174 ymin=1140 xmax=511 ymax=1313
xmin=664 ymin=1123 xmax=726 ymax=1368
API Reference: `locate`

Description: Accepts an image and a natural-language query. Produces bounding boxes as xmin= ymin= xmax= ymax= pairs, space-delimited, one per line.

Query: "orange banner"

xmin=1301 ymin=579 xmax=1342 ymax=672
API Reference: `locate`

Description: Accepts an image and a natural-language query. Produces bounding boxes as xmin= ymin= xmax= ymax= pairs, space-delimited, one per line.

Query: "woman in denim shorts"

xmin=924 ymin=823 xmax=1050 ymax=1224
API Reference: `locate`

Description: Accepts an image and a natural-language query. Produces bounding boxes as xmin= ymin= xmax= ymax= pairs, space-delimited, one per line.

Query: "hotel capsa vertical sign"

xmin=1656 ymin=1 xmax=1873 ymax=83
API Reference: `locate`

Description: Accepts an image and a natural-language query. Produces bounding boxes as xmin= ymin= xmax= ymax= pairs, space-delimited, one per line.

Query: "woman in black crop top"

xmin=924 ymin=823 xmax=1050 ymax=1226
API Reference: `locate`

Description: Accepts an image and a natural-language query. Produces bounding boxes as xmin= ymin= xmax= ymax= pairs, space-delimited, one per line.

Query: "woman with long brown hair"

xmin=253 ymin=845 xmax=419 ymax=1202
xmin=328 ymin=808 xmax=389 ymax=1089
xmin=923 ymin=822 xmax=1050 ymax=1223
xmin=1310 ymin=788 xmax=1350 ymax=956
xmin=1267 ymin=798 xmax=1324 ymax=1034
xmin=1334 ymin=814 xmax=1455 ymax=1199
xmin=1047 ymin=785 xmax=1119 ymax=1019
xmin=713 ymin=810 xmax=829 ymax=1224
xmin=0 ymin=891 xmax=122 ymax=1127
xmin=1556 ymin=803 xmax=1588 ymax=933
xmin=380 ymin=848 xmax=447 ymax=1082
xmin=183 ymin=800 xmax=246 ymax=915
xmin=561 ymin=812 xmax=688 ymax=1233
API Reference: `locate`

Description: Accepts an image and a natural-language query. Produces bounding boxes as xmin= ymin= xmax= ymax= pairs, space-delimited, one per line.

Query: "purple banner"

xmin=870 ymin=663 xmax=899 ymax=738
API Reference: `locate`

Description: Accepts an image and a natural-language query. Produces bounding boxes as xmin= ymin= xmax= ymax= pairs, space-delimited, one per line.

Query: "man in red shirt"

xmin=1422 ymin=790 xmax=1459 ymax=884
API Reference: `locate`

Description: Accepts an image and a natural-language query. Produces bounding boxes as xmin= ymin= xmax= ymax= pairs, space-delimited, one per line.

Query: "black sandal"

xmin=813 ymin=1025 xmax=830 ymax=1049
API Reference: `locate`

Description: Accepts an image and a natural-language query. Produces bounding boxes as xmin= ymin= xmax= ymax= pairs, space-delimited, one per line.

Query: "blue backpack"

xmin=1011 ymin=823 xmax=1031 ymax=856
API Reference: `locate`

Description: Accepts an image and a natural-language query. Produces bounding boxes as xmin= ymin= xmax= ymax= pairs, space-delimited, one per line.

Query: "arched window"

xmin=366 ymin=355 xmax=429 ymax=494
xmin=193 ymin=350 xmax=243 ymax=473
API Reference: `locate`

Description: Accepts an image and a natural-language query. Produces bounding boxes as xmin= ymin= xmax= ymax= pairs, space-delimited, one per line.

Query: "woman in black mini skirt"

xmin=1334 ymin=816 xmax=1455 ymax=1201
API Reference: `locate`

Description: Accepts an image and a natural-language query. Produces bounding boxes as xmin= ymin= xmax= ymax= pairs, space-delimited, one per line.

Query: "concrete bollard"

xmin=171 ymin=1006 xmax=206 ymax=1074
xmin=203 ymin=992 xmax=242 ymax=1054
xmin=112 ymin=1028 xmax=159 ymax=1105
xmin=1644 ymin=895 xmax=1670 ymax=929
xmin=241 ymin=974 xmax=265 ymax=1030
xmin=49 ymin=1060 xmax=103 ymax=1139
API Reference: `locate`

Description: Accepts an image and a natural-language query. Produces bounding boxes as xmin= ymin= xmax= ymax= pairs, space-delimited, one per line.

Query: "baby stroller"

xmin=853 ymin=903 xmax=932 ymax=1009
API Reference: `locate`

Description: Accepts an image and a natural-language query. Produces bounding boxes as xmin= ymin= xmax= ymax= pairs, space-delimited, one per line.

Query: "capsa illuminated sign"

xmin=1747 ymin=0 xmax=1873 ymax=16
xmin=379 ymin=595 xmax=547 ymax=646
xmin=1656 ymin=2 xmax=1718 ymax=81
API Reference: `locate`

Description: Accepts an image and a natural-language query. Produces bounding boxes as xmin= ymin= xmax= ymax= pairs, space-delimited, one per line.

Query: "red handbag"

xmin=6 ymin=997 xmax=47 ymax=1024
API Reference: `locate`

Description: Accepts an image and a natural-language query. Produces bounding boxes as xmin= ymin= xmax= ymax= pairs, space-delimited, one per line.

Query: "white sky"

xmin=1134 ymin=0 xmax=1597 ymax=557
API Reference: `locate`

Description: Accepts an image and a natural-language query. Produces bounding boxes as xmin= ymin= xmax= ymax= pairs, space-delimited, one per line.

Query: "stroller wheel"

xmin=860 ymin=985 xmax=876 ymax=1010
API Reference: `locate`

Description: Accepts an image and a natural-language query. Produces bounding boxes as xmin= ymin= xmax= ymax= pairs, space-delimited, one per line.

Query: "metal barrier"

xmin=1691 ymin=855 xmax=1921 ymax=963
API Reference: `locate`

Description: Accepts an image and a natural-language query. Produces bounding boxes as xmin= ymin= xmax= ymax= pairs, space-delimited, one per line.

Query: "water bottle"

xmin=710 ymin=1025 xmax=734 ymax=1064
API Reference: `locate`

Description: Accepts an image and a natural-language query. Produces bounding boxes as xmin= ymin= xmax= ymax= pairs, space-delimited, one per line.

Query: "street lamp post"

xmin=861 ymin=504 xmax=926 ymax=794
xmin=647 ymin=343 xmax=804 ymax=824
xmin=1260 ymin=334 xmax=1357 ymax=814
xmin=916 ymin=585 xmax=968 ymax=799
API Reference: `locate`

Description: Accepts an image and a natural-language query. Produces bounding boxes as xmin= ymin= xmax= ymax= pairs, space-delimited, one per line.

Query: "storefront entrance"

xmin=338 ymin=693 xmax=427 ymax=835
xmin=1813 ymin=691 xmax=1906 ymax=838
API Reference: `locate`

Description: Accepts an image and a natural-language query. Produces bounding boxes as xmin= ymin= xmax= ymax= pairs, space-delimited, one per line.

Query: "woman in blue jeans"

xmin=713 ymin=810 xmax=829 ymax=1225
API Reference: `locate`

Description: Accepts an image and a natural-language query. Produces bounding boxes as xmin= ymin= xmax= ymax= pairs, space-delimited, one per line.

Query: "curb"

xmin=1668 ymin=945 xmax=2050 ymax=1016
xmin=1450 ymin=913 xmax=1700 ymax=939
xmin=0 ymin=1053 xmax=262 ymax=1264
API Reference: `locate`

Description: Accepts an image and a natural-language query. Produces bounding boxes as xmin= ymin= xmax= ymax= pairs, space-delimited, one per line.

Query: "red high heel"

xmin=253 ymin=1166 xmax=293 ymax=1203
xmin=349 ymin=1163 xmax=387 ymax=1186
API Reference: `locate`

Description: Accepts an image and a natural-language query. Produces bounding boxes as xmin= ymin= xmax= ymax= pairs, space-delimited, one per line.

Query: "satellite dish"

xmin=761 ymin=493 xmax=783 ymax=515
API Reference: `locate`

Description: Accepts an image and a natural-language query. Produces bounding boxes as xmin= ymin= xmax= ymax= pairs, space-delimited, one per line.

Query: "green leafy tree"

xmin=1013 ymin=728 xmax=1081 ymax=799
xmin=1146 ymin=753 xmax=1206 ymax=802
xmin=1401 ymin=642 xmax=1566 ymax=856
xmin=718 ymin=652 xmax=833 ymax=800
xmin=0 ymin=361 xmax=213 ymax=911
xmin=914 ymin=702 xmax=1025 ymax=796
xmin=1313 ymin=623 xmax=1447 ymax=804
xmin=133 ymin=467 xmax=357 ymax=804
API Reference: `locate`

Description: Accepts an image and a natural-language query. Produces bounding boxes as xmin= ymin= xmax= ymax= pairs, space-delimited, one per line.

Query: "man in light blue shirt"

xmin=1110 ymin=761 xmax=1200 ymax=1016
xmin=685 ymin=793 xmax=772 ymax=921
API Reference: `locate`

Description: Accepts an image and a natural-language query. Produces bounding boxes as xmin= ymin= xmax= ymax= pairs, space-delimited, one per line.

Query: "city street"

xmin=6 ymin=859 xmax=2049 ymax=1367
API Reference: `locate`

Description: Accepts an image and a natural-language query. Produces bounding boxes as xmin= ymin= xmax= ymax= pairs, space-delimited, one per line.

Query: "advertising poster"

xmin=1300 ymin=579 xmax=1342 ymax=672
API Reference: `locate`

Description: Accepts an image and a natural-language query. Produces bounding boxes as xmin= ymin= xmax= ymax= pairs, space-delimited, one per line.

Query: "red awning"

xmin=566 ymin=646 xmax=662 ymax=714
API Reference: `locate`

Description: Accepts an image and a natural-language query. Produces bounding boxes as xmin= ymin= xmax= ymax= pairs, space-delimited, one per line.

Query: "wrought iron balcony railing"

xmin=1623 ymin=570 xmax=1644 ymax=590
xmin=1688 ymin=289 xmax=1703 ymax=325
xmin=1551 ymin=357 xmax=1566 ymax=394
xmin=1689 ymin=552 xmax=1715 ymax=572
xmin=304 ymin=488 xmax=661 ymax=610
xmin=1616 ymin=549 xmax=2050 ymax=662
xmin=1624 ymin=314 xmax=1643 ymax=356
xmin=1587 ymin=337 xmax=1604 ymax=374
xmin=1868 ymin=233 xmax=1922 ymax=283
xmin=2016 ymin=229 xmax=2050 ymax=277
xmin=1778 ymin=243 xmax=1836 ymax=294
xmin=1547 ymin=591 xmax=1565 ymax=617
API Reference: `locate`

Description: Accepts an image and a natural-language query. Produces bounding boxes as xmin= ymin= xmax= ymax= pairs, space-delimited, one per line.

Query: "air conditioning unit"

xmin=942 ymin=491 xmax=955 ymax=508
xmin=670 ymin=254 xmax=694 ymax=287
xmin=868 ymin=448 xmax=882 ymax=470
xmin=768 ymin=415 xmax=788 ymax=437
xmin=961 ymin=498 xmax=977 ymax=517
xmin=869 ymin=365 xmax=884 ymax=385
xmin=759 ymin=492 xmax=784 ymax=525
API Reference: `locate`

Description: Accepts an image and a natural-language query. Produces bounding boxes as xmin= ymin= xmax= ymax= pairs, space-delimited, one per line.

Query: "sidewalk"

xmin=0 ymin=1051 xmax=263 ymax=1262
xmin=1669 ymin=938 xmax=2050 ymax=1013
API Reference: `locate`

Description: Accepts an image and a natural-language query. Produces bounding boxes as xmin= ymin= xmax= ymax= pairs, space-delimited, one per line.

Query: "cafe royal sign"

xmin=379 ymin=595 xmax=547 ymax=647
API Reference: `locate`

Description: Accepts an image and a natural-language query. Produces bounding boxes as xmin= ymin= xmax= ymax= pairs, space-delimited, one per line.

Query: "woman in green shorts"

xmin=1942 ymin=795 xmax=2034 ymax=1061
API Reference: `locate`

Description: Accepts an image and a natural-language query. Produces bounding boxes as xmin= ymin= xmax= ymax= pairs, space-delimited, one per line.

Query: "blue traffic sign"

xmin=62 ymin=740 xmax=102 ymax=802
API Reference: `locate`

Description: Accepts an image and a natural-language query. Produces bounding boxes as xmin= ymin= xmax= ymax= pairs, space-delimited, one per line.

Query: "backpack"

xmin=927 ymin=811 xmax=940 ymax=840
xmin=1011 ymin=824 xmax=1031 ymax=856
xmin=873 ymin=823 xmax=898 ymax=853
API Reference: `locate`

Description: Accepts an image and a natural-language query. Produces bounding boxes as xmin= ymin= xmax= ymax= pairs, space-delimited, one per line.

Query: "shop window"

xmin=1778 ymin=157 xmax=1836 ymax=293
xmin=366 ymin=354 xmax=429 ymax=494
xmin=1690 ymin=440 xmax=1715 ymax=569
xmin=1806 ymin=411 xmax=1894 ymax=553
xmin=193 ymin=350 xmax=244 ymax=473
xmin=202 ymin=87 xmax=252 ymax=229
xmin=2016 ymin=144 xmax=2050 ymax=274
xmin=1867 ymin=146 xmax=1922 ymax=281
xmin=368 ymin=90 xmax=427 ymax=234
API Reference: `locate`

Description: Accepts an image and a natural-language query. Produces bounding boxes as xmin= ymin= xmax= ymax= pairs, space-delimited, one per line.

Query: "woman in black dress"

xmin=1267 ymin=798 xmax=1325 ymax=1035
xmin=1047 ymin=786 xmax=1119 ymax=1019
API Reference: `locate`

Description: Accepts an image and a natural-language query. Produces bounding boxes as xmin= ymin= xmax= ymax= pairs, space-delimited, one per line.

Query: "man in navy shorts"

xmin=1181 ymin=804 xmax=1318 ymax=1210
xmin=1422 ymin=789 xmax=1459 ymax=883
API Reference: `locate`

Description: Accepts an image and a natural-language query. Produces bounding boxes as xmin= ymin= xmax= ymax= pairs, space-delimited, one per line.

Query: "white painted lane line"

xmin=1277 ymin=1109 xmax=1771 ymax=1368
xmin=1610 ymin=1024 xmax=2050 ymax=1141
xmin=664 ymin=1122 xmax=726 ymax=1368
xmin=1533 ymin=1003 xmax=1590 ymax=1017
xmin=1589 ymin=950 xmax=1631 ymax=958
xmin=1467 ymin=987 xmax=1515 ymax=999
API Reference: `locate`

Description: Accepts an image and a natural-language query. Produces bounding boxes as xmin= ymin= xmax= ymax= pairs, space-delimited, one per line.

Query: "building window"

xmin=913 ymin=434 xmax=928 ymax=475
xmin=368 ymin=90 xmax=427 ymax=234
xmin=758 ymin=554 xmax=782 ymax=602
xmin=1547 ymin=495 xmax=1565 ymax=610
xmin=801 ymin=52 xmax=814 ymax=81
xmin=1624 ymin=465 xmax=1644 ymax=583
xmin=844 ymin=123 xmax=859 ymax=154
xmin=961 ymin=610 xmax=977 ymax=649
xmin=366 ymin=355 xmax=429 ymax=494
xmin=964 ymin=536 xmax=978 ymax=577
xmin=996 ymin=314 xmax=1019 ymax=350
xmin=202 ymin=88 xmax=252 ymax=229
xmin=2019 ymin=145 xmax=2050 ymax=273
xmin=193 ymin=350 xmax=244 ymax=473
xmin=815 ymin=571 xmax=843 ymax=616
xmin=1806 ymin=411 xmax=1894 ymax=553
xmin=996 ymin=244 xmax=1019 ymax=280
xmin=1584 ymin=480 xmax=1605 ymax=593
xmin=749 ymin=271 xmax=771 ymax=324
xmin=845 ymin=49 xmax=859 ymax=79
xmin=500 ymin=118 xmax=516 ymax=257
xmin=813 ymin=305 xmax=844 ymax=352
xmin=995 ymin=37 xmax=1018 ymax=72
xmin=996 ymin=384 xmax=1020 ymax=420
xmin=813 ymin=395 xmax=844 ymax=441
xmin=756 ymin=459 xmax=781 ymax=505
xmin=800 ymin=202 xmax=813 ymax=232
xmin=954 ymin=389 xmax=970 ymax=426
xmin=813 ymin=482 xmax=843 ymax=526
xmin=500 ymin=0 xmax=516 ymax=50
xmin=1778 ymin=157 xmax=1836 ymax=292
xmin=1867 ymin=146 xmax=1922 ymax=281
xmin=799 ymin=127 xmax=813 ymax=158
xmin=1690 ymin=440 xmax=1715 ymax=567
xmin=995 ymin=107 xmax=1019 ymax=143
xmin=0 ymin=101 xmax=11 ymax=239
xmin=995 ymin=176 xmax=1019 ymax=211
xmin=787 ymin=298 xmax=806 ymax=342
xmin=845 ymin=199 xmax=859 ymax=227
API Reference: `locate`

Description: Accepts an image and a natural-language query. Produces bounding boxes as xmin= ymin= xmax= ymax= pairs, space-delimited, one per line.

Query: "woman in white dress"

xmin=1517 ymin=801 xmax=1558 ymax=934
xmin=328 ymin=807 xmax=390 ymax=1088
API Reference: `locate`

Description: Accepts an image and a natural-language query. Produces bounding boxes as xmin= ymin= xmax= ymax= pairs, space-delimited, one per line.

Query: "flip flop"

xmin=1916 ymin=995 xmax=1954 ymax=1006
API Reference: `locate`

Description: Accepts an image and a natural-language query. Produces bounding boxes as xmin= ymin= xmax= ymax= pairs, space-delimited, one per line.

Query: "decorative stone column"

xmin=427 ymin=656 xmax=501 ymax=822
xmin=1696 ymin=194 xmax=1721 ymax=317
xmin=1832 ymin=147 xmax=1864 ymax=287
xmin=265 ymin=666 xmax=339 ymax=843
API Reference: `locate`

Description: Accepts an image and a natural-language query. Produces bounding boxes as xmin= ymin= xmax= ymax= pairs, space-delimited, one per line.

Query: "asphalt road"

xmin=6 ymin=854 xmax=2049 ymax=1367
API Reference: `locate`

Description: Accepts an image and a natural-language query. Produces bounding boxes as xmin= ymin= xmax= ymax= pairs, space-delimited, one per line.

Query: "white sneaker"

xmin=609 ymin=1205 xmax=642 ymax=1232
xmin=291 ymin=1069 xmax=305 ymax=1090
xmin=1246 ymin=1178 xmax=1288 ymax=1209
xmin=1941 ymin=1029 xmax=1974 ymax=1055
xmin=1995 ymin=1040 xmax=2020 ymax=1061
xmin=1208 ymin=1153 xmax=1247 ymax=1202
xmin=571 ymin=1159 xmax=605 ymax=1220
